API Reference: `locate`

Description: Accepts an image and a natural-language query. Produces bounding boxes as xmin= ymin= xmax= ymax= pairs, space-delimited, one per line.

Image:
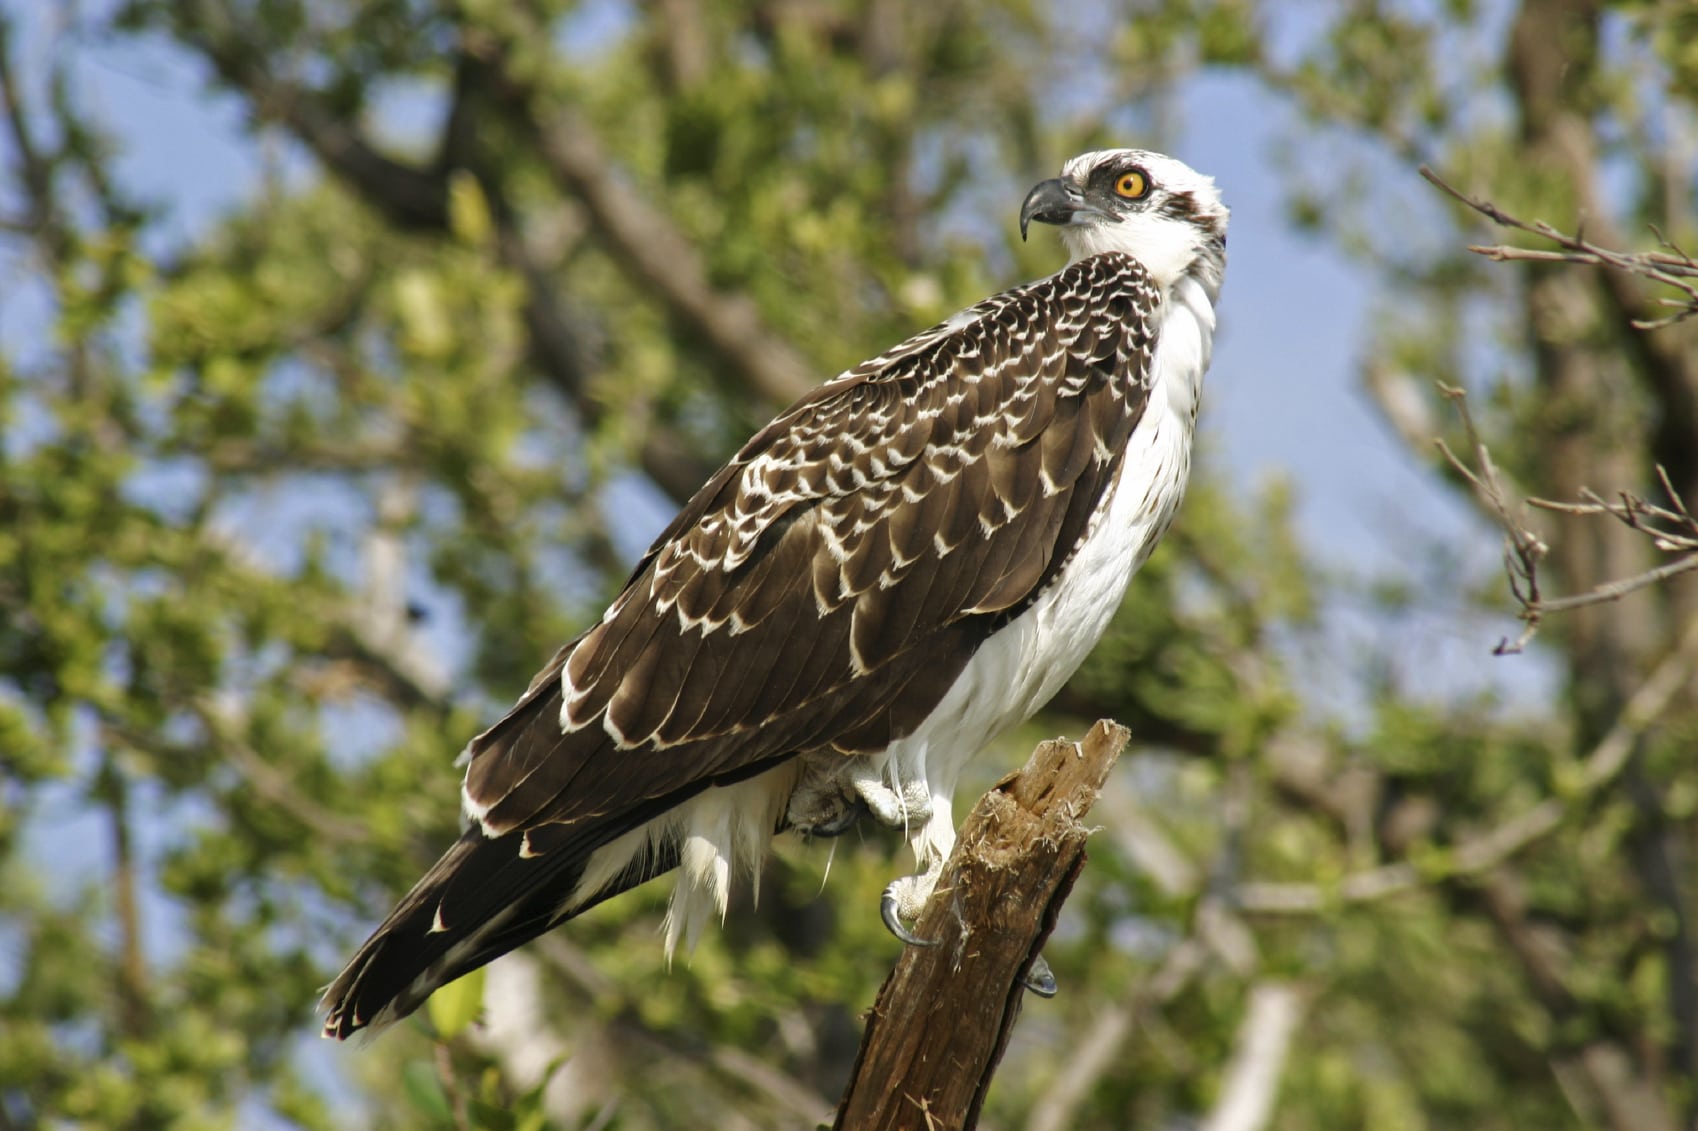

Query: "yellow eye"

xmin=1115 ymin=170 xmax=1149 ymax=199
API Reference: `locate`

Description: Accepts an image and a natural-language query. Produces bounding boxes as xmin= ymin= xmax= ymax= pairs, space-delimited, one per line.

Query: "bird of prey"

xmin=322 ymin=148 xmax=1228 ymax=1039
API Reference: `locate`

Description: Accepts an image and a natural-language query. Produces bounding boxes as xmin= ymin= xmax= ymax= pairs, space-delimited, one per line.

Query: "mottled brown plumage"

xmin=322 ymin=254 xmax=1159 ymax=1037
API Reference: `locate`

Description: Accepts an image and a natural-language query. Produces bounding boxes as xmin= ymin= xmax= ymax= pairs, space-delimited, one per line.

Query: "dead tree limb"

xmin=833 ymin=720 xmax=1129 ymax=1131
xmin=1420 ymin=165 xmax=1698 ymax=330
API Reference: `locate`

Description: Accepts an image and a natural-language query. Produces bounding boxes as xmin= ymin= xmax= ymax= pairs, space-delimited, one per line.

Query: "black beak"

xmin=1019 ymin=178 xmax=1087 ymax=241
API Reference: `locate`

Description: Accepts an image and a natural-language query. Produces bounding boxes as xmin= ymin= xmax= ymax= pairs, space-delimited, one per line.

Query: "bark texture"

xmin=834 ymin=720 xmax=1129 ymax=1131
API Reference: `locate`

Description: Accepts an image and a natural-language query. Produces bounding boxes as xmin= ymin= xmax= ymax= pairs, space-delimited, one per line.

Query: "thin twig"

xmin=1421 ymin=165 xmax=1698 ymax=329
xmin=434 ymin=1042 xmax=474 ymax=1131
xmin=1431 ymin=384 xmax=1548 ymax=653
xmin=1435 ymin=385 xmax=1698 ymax=650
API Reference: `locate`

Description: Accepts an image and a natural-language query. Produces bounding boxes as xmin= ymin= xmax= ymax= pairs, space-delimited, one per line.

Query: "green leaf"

xmin=402 ymin=1060 xmax=452 ymax=1122
xmin=427 ymin=964 xmax=487 ymax=1039
xmin=449 ymin=169 xmax=495 ymax=248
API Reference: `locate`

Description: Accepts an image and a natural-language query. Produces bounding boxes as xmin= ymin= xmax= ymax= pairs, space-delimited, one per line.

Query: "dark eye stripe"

xmin=1157 ymin=191 xmax=1199 ymax=221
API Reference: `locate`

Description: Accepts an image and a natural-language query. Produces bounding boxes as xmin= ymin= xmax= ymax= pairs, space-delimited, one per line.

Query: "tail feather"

xmin=320 ymin=827 xmax=679 ymax=1040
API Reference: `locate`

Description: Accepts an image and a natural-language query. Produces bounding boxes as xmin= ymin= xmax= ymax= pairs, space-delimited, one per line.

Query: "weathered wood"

xmin=833 ymin=720 xmax=1130 ymax=1131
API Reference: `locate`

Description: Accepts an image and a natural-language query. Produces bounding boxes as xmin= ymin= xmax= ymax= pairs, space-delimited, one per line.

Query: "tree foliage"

xmin=1 ymin=1 xmax=1695 ymax=1128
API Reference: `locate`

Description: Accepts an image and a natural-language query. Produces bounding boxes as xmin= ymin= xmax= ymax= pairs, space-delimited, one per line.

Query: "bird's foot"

xmin=851 ymin=775 xmax=934 ymax=833
xmin=879 ymin=867 xmax=943 ymax=947
xmin=880 ymin=868 xmax=1058 ymax=996
xmin=880 ymin=885 xmax=936 ymax=947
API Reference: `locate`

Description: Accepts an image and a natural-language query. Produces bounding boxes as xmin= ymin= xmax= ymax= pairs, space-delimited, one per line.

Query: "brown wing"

xmin=321 ymin=252 xmax=1162 ymax=1037
xmin=464 ymin=252 xmax=1162 ymax=830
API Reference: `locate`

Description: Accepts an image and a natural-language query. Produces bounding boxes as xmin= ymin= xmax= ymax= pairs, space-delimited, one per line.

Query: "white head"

xmin=1020 ymin=148 xmax=1228 ymax=299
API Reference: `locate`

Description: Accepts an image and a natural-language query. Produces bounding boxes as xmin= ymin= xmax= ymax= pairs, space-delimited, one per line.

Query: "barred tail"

xmin=320 ymin=826 xmax=678 ymax=1040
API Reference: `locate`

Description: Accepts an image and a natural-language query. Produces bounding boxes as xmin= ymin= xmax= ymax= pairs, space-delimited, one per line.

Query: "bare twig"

xmin=1421 ymin=166 xmax=1698 ymax=330
xmin=1238 ymin=615 xmax=1698 ymax=916
xmin=1430 ymin=384 xmax=1549 ymax=653
xmin=1434 ymin=385 xmax=1698 ymax=650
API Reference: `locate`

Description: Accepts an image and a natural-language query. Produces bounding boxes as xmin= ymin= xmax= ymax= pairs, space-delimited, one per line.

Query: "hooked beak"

xmin=1019 ymin=178 xmax=1093 ymax=241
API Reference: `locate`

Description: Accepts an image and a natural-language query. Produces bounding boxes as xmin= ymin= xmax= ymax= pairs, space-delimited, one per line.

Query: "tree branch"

xmin=1199 ymin=981 xmax=1307 ymax=1131
xmin=520 ymin=106 xmax=817 ymax=408
xmin=1026 ymin=935 xmax=1208 ymax=1131
xmin=1434 ymin=385 xmax=1698 ymax=652
xmin=1421 ymin=157 xmax=1698 ymax=538
xmin=1478 ymin=873 xmax=1681 ymax=1131
xmin=469 ymin=12 xmax=817 ymax=409
xmin=1420 ymin=165 xmax=1698 ymax=330
xmin=180 ymin=0 xmax=450 ymax=231
xmin=95 ymin=753 xmax=152 ymax=1039
xmin=0 ymin=15 xmax=57 ymax=251
xmin=171 ymin=5 xmax=716 ymax=505
xmin=509 ymin=934 xmax=836 ymax=1127
xmin=833 ymin=721 xmax=1129 ymax=1131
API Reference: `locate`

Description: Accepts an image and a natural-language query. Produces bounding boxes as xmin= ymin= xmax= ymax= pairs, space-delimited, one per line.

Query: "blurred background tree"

xmin=1 ymin=0 xmax=1695 ymax=1127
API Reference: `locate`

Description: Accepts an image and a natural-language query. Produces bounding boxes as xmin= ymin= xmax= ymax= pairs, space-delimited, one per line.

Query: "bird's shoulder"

xmin=632 ymin=251 xmax=1163 ymax=582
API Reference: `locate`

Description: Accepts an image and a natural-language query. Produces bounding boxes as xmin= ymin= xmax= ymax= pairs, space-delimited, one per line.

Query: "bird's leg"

xmin=878 ymin=850 xmax=1062 ymax=995
xmin=859 ymin=770 xmax=946 ymax=947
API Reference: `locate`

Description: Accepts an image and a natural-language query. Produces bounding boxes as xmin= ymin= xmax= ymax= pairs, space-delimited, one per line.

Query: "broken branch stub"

xmin=834 ymin=720 xmax=1130 ymax=1131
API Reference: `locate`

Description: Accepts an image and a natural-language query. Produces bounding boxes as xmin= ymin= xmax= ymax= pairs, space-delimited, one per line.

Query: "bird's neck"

xmin=1149 ymin=269 xmax=1220 ymax=427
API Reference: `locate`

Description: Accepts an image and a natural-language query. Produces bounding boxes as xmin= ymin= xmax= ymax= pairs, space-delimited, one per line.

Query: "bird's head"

xmin=1021 ymin=149 xmax=1227 ymax=297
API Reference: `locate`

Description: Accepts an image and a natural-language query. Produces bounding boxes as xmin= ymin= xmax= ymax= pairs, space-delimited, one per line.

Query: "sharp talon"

xmin=880 ymin=890 xmax=936 ymax=948
xmin=1022 ymin=953 xmax=1058 ymax=997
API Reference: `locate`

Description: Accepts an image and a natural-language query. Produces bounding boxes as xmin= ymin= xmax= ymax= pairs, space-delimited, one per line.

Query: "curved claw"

xmin=880 ymin=889 xmax=937 ymax=948
xmin=1022 ymin=953 xmax=1058 ymax=998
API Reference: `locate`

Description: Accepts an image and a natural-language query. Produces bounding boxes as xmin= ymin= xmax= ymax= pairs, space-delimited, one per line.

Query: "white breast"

xmin=865 ymin=272 xmax=1218 ymax=864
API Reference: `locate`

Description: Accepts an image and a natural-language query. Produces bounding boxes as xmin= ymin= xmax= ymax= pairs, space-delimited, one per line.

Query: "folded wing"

xmin=321 ymin=251 xmax=1161 ymax=1038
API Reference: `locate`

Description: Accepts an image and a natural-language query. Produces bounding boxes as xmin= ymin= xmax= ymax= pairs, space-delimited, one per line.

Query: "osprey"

xmin=322 ymin=148 xmax=1227 ymax=1039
